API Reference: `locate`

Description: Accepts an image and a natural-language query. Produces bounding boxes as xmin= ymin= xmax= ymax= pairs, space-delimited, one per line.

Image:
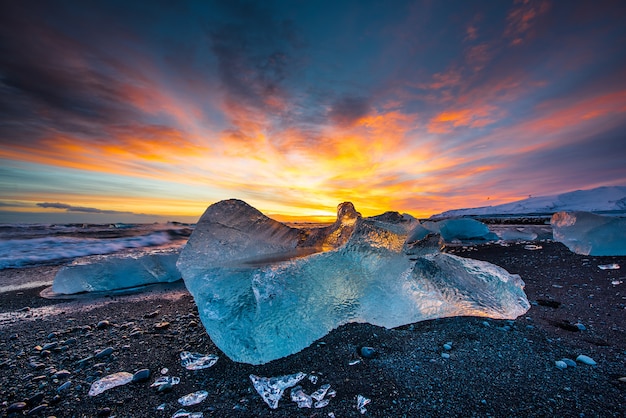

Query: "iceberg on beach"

xmin=551 ymin=211 xmax=626 ymax=256
xmin=177 ymin=200 xmax=530 ymax=365
xmin=423 ymin=218 xmax=498 ymax=242
xmin=51 ymin=250 xmax=180 ymax=295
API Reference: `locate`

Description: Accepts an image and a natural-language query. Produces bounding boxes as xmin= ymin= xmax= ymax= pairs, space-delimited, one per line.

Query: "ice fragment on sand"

xmin=88 ymin=372 xmax=133 ymax=396
xmin=151 ymin=376 xmax=180 ymax=389
xmin=598 ymin=263 xmax=620 ymax=270
xmin=551 ymin=211 xmax=626 ymax=256
xmin=178 ymin=390 xmax=208 ymax=406
xmin=52 ymin=251 xmax=180 ymax=295
xmin=178 ymin=200 xmax=529 ymax=364
xmin=180 ymin=351 xmax=218 ymax=370
xmin=311 ymin=384 xmax=331 ymax=401
xmin=250 ymin=372 xmax=306 ymax=409
xmin=315 ymin=399 xmax=330 ymax=408
xmin=576 ymin=354 xmax=596 ymax=365
xmin=356 ymin=394 xmax=371 ymax=414
xmin=171 ymin=410 xmax=203 ymax=418
xmin=290 ymin=386 xmax=312 ymax=408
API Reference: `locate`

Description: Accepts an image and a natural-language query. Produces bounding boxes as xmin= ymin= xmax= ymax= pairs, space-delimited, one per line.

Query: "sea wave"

xmin=0 ymin=224 xmax=192 ymax=269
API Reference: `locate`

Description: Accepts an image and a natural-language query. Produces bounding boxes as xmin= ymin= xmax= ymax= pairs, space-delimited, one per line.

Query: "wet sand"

xmin=0 ymin=241 xmax=625 ymax=417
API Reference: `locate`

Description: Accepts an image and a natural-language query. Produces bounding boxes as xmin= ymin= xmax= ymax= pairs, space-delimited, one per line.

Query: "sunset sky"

xmin=1 ymin=0 xmax=625 ymax=223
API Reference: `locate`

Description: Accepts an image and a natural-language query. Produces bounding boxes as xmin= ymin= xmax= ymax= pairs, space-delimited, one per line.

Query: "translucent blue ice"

xmin=552 ymin=211 xmax=626 ymax=256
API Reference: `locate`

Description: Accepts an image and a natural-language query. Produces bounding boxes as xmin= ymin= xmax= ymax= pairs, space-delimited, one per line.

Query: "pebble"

xmin=555 ymin=360 xmax=567 ymax=369
xmin=53 ymin=369 xmax=72 ymax=379
xmin=575 ymin=323 xmax=586 ymax=331
xmin=561 ymin=358 xmax=576 ymax=367
xmin=26 ymin=392 xmax=45 ymax=406
xmin=132 ymin=368 xmax=151 ymax=383
xmin=96 ymin=320 xmax=110 ymax=329
xmin=144 ymin=310 xmax=159 ymax=318
xmin=576 ymin=355 xmax=596 ymax=365
xmin=441 ymin=353 xmax=451 ymax=359
xmin=95 ymin=347 xmax=114 ymax=358
xmin=7 ymin=402 xmax=27 ymax=413
xmin=27 ymin=404 xmax=48 ymax=415
xmin=443 ymin=343 xmax=453 ymax=351
xmin=618 ymin=377 xmax=626 ymax=383
xmin=57 ymin=381 xmax=72 ymax=393
xmin=359 ymin=346 xmax=376 ymax=358
xmin=155 ymin=321 xmax=170 ymax=330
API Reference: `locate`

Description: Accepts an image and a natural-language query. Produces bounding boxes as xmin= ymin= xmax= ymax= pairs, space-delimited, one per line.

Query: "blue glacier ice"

xmin=177 ymin=200 xmax=530 ymax=365
xmin=423 ymin=218 xmax=497 ymax=242
xmin=52 ymin=250 xmax=180 ymax=295
xmin=551 ymin=211 xmax=626 ymax=256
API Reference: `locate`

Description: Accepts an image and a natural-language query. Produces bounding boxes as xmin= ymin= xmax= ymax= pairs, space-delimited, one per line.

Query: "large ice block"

xmin=178 ymin=200 xmax=530 ymax=364
xmin=52 ymin=250 xmax=180 ymax=295
xmin=551 ymin=211 xmax=626 ymax=256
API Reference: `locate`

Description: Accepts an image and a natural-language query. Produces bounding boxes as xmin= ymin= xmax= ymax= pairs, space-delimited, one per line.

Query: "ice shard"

xmin=177 ymin=200 xmax=530 ymax=365
xmin=52 ymin=250 xmax=180 ymax=295
xmin=551 ymin=211 xmax=626 ymax=256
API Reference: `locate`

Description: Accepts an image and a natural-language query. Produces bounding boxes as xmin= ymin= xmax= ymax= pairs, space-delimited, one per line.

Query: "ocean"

xmin=0 ymin=222 xmax=193 ymax=270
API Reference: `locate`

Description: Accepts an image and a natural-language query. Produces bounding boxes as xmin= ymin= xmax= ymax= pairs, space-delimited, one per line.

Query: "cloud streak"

xmin=37 ymin=202 xmax=135 ymax=215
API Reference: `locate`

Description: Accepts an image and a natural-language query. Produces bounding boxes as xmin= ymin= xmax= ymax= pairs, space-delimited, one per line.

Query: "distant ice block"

xmin=52 ymin=250 xmax=180 ymax=295
xmin=551 ymin=211 xmax=626 ymax=256
xmin=177 ymin=200 xmax=530 ymax=364
xmin=423 ymin=218 xmax=497 ymax=242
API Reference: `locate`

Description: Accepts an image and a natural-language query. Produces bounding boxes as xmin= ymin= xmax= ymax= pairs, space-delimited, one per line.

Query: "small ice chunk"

xmin=250 ymin=372 xmax=306 ymax=409
xmin=290 ymin=385 xmax=312 ymax=408
xmin=180 ymin=351 xmax=218 ymax=370
xmin=576 ymin=354 xmax=597 ymax=365
xmin=552 ymin=211 xmax=626 ymax=256
xmin=171 ymin=410 xmax=203 ymax=418
xmin=88 ymin=372 xmax=133 ymax=396
xmin=178 ymin=390 xmax=209 ymax=406
xmin=315 ymin=399 xmax=330 ymax=408
xmin=598 ymin=263 xmax=620 ymax=270
xmin=52 ymin=251 xmax=180 ymax=295
xmin=311 ymin=384 xmax=331 ymax=401
xmin=308 ymin=375 xmax=318 ymax=384
xmin=611 ymin=280 xmax=623 ymax=285
xmin=356 ymin=394 xmax=371 ymax=414
xmin=151 ymin=376 xmax=180 ymax=389
xmin=156 ymin=404 xmax=166 ymax=411
xmin=424 ymin=218 xmax=497 ymax=242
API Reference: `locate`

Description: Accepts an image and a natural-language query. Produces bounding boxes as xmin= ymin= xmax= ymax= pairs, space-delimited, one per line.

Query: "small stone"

xmin=359 ymin=346 xmax=376 ymax=358
xmin=555 ymin=360 xmax=567 ymax=369
xmin=132 ymin=368 xmax=151 ymax=383
xmin=575 ymin=323 xmax=586 ymax=331
xmin=618 ymin=377 xmax=626 ymax=383
xmin=576 ymin=355 xmax=596 ymax=365
xmin=154 ymin=322 xmax=170 ymax=330
xmin=57 ymin=381 xmax=72 ymax=393
xmin=42 ymin=342 xmax=58 ymax=351
xmin=561 ymin=358 xmax=576 ymax=367
xmin=95 ymin=347 xmax=114 ymax=358
xmin=7 ymin=402 xmax=27 ymax=413
xmin=27 ymin=404 xmax=47 ymax=415
xmin=443 ymin=343 xmax=452 ymax=351
xmin=144 ymin=310 xmax=159 ymax=318
xmin=26 ymin=392 xmax=45 ymax=406
xmin=97 ymin=407 xmax=112 ymax=416
xmin=441 ymin=353 xmax=451 ymax=359
xmin=96 ymin=320 xmax=110 ymax=329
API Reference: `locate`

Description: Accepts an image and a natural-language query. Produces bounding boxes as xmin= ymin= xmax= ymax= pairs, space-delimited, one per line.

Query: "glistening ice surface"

xmin=177 ymin=200 xmax=530 ymax=364
xmin=551 ymin=211 xmax=626 ymax=256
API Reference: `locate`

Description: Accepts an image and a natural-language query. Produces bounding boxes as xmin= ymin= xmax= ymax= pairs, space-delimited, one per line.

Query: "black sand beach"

xmin=1 ymin=241 xmax=625 ymax=417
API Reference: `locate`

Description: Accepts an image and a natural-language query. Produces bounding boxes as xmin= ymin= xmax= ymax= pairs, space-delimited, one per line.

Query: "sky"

xmin=1 ymin=0 xmax=625 ymax=224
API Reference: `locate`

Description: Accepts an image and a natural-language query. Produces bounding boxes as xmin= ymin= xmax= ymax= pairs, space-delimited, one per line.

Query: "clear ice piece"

xmin=315 ymin=399 xmax=330 ymax=408
xmin=290 ymin=385 xmax=312 ymax=408
xmin=311 ymin=384 xmax=331 ymax=401
xmin=156 ymin=404 xmax=166 ymax=411
xmin=171 ymin=410 xmax=203 ymax=418
xmin=180 ymin=351 xmax=218 ymax=370
xmin=150 ymin=376 xmax=180 ymax=388
xmin=250 ymin=372 xmax=306 ymax=409
xmin=178 ymin=390 xmax=209 ymax=406
xmin=52 ymin=251 xmax=180 ymax=295
xmin=424 ymin=218 xmax=497 ymax=242
xmin=178 ymin=200 xmax=529 ymax=364
xmin=88 ymin=372 xmax=133 ymax=396
xmin=357 ymin=394 xmax=371 ymax=414
xmin=598 ymin=263 xmax=620 ymax=270
xmin=552 ymin=211 xmax=626 ymax=255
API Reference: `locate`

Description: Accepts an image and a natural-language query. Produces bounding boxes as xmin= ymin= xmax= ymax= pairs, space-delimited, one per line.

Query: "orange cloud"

xmin=428 ymin=106 xmax=500 ymax=133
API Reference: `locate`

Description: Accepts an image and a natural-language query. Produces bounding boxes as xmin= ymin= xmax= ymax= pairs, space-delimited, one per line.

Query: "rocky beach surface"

xmin=0 ymin=241 xmax=625 ymax=417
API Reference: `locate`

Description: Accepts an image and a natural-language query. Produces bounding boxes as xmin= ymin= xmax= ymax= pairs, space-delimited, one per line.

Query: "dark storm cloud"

xmin=0 ymin=1 xmax=148 ymax=144
xmin=37 ymin=202 xmax=135 ymax=215
xmin=205 ymin=0 xmax=304 ymax=112
xmin=328 ymin=96 xmax=372 ymax=127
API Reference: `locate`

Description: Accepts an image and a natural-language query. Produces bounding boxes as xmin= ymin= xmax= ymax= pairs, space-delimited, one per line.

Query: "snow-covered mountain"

xmin=432 ymin=186 xmax=626 ymax=219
